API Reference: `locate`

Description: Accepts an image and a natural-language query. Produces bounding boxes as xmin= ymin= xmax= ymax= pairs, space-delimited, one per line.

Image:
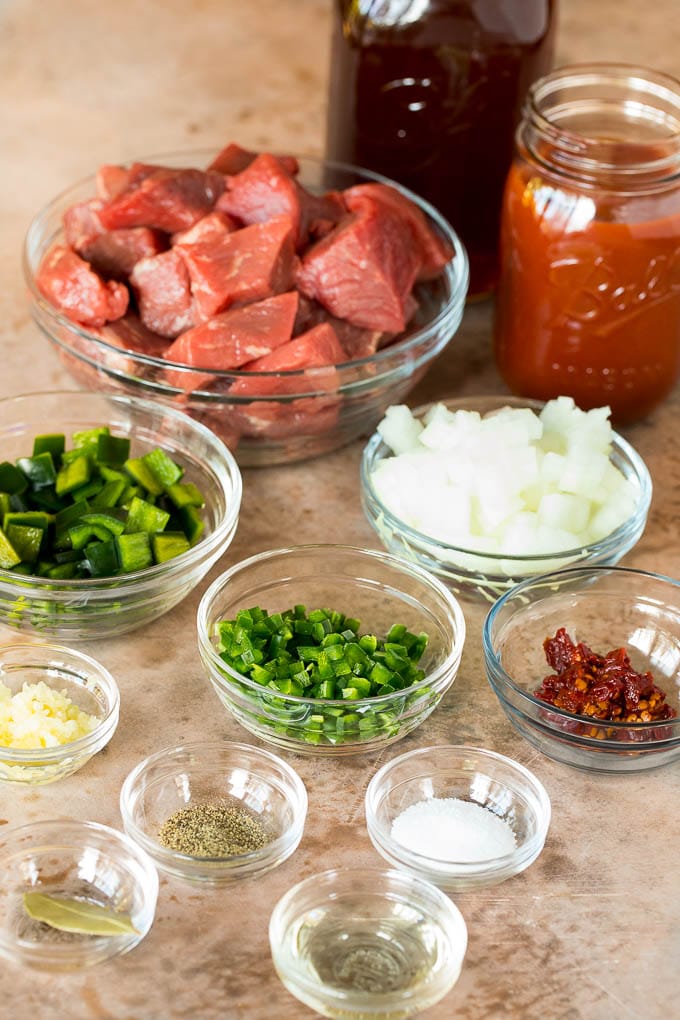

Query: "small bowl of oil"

xmin=268 ymin=866 xmax=468 ymax=1019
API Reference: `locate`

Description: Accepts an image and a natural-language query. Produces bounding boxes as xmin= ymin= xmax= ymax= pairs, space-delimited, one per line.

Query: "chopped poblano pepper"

xmin=214 ymin=605 xmax=430 ymax=746
xmin=0 ymin=428 xmax=207 ymax=579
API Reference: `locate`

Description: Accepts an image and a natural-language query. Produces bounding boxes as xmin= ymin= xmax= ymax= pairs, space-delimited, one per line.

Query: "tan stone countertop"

xmin=1 ymin=2 xmax=679 ymax=1017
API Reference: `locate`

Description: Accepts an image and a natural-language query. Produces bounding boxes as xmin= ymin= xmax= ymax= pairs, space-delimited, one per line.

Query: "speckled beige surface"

xmin=1 ymin=2 xmax=679 ymax=1018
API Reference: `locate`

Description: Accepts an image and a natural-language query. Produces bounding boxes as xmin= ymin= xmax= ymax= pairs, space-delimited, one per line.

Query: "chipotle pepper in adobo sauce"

xmin=326 ymin=1 xmax=557 ymax=298
xmin=495 ymin=64 xmax=680 ymax=423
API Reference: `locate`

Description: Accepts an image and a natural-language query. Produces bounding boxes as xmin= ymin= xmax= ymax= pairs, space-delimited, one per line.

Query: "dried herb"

xmin=158 ymin=801 xmax=271 ymax=857
xmin=22 ymin=892 xmax=139 ymax=936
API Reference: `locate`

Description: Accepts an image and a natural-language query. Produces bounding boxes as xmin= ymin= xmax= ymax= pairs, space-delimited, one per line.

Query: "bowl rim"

xmin=360 ymin=394 xmax=652 ymax=569
xmin=268 ymin=864 xmax=468 ymax=1009
xmin=23 ymin=150 xmax=470 ymax=386
xmin=0 ymin=389 xmax=242 ymax=593
xmin=119 ymin=739 xmax=308 ymax=871
xmin=196 ymin=542 xmax=467 ymax=710
xmin=0 ymin=640 xmax=120 ymax=765
xmin=364 ymin=743 xmax=552 ymax=873
xmin=483 ymin=564 xmax=680 ymax=738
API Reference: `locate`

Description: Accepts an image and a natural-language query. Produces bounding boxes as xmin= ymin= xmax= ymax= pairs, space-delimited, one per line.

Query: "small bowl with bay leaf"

xmin=119 ymin=740 xmax=308 ymax=883
xmin=0 ymin=819 xmax=158 ymax=971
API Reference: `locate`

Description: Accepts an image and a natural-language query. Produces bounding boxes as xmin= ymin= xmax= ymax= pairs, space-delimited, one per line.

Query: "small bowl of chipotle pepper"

xmin=483 ymin=566 xmax=680 ymax=773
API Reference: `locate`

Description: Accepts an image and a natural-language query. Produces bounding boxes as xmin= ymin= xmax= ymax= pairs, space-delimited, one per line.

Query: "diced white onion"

xmin=370 ymin=397 xmax=639 ymax=576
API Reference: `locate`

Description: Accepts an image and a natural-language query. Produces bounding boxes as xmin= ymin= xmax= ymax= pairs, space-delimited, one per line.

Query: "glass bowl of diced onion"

xmin=23 ymin=150 xmax=469 ymax=468
xmin=360 ymin=395 xmax=652 ymax=603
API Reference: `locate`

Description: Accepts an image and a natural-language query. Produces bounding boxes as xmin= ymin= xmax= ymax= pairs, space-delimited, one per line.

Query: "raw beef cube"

xmin=344 ymin=183 xmax=453 ymax=280
xmin=292 ymin=296 xmax=386 ymax=362
xmin=306 ymin=190 xmax=346 ymax=242
xmin=36 ymin=245 xmax=128 ymax=327
xmin=95 ymin=162 xmax=160 ymax=201
xmin=208 ymin=142 xmax=299 ymax=177
xmin=98 ymin=168 xmax=225 ymax=233
xmin=295 ymin=196 xmax=419 ymax=332
xmin=217 ymin=154 xmax=343 ymax=249
xmin=94 ymin=312 xmax=170 ymax=358
xmin=63 ymin=199 xmax=106 ymax=251
xmin=130 ymin=249 xmax=194 ymax=338
xmin=163 ymin=291 xmax=298 ymax=391
xmin=64 ymin=200 xmax=167 ymax=279
xmin=172 ymin=211 xmax=237 ymax=246
xmin=83 ymin=227 xmax=167 ymax=281
xmin=178 ymin=215 xmax=296 ymax=320
xmin=233 ymin=396 xmax=340 ymax=440
xmin=230 ymin=322 xmax=345 ymax=398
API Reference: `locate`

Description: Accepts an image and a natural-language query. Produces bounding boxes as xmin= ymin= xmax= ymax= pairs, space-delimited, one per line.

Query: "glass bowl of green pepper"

xmin=0 ymin=390 xmax=241 ymax=639
xmin=196 ymin=544 xmax=466 ymax=755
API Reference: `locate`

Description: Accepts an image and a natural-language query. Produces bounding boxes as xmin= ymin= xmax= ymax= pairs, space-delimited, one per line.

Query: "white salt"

xmin=391 ymin=797 xmax=517 ymax=863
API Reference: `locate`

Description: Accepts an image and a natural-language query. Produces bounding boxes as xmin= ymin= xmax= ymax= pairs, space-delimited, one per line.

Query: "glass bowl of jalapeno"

xmin=196 ymin=544 xmax=466 ymax=755
xmin=0 ymin=390 xmax=241 ymax=640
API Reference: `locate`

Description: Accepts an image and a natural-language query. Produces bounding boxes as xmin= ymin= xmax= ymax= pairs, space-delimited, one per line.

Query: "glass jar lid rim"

xmin=523 ymin=61 xmax=680 ymax=183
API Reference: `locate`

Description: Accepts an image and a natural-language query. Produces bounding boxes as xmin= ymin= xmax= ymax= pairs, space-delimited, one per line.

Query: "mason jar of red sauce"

xmin=494 ymin=64 xmax=680 ymax=423
xmin=326 ymin=1 xmax=557 ymax=298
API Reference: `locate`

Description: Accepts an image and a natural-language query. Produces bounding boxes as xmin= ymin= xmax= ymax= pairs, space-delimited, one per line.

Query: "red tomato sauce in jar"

xmin=494 ymin=65 xmax=680 ymax=423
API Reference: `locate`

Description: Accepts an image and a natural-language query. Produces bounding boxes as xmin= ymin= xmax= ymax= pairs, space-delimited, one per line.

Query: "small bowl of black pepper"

xmin=119 ymin=740 xmax=308 ymax=884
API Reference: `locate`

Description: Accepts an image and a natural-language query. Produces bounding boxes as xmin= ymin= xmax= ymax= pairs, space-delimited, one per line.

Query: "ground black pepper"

xmin=157 ymin=801 xmax=271 ymax=857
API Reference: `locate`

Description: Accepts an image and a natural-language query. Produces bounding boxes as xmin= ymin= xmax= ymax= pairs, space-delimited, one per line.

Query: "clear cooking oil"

xmin=293 ymin=900 xmax=452 ymax=1019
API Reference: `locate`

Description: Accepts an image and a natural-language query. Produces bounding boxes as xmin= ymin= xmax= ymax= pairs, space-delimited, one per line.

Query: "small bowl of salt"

xmin=364 ymin=745 xmax=551 ymax=890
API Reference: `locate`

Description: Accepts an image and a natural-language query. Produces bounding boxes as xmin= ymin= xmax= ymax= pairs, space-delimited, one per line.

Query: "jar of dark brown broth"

xmin=326 ymin=0 xmax=558 ymax=298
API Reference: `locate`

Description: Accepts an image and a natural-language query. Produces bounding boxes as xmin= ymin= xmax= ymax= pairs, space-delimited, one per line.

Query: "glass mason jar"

xmin=325 ymin=0 xmax=557 ymax=299
xmin=494 ymin=64 xmax=680 ymax=423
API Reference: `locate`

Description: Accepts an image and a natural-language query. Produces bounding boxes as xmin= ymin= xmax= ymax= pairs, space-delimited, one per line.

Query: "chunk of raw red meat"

xmin=36 ymin=245 xmax=128 ymax=327
xmin=296 ymin=195 xmax=419 ymax=332
xmin=163 ymin=291 xmax=298 ymax=391
xmin=64 ymin=200 xmax=166 ymax=280
xmin=293 ymin=295 xmax=386 ymax=361
xmin=98 ymin=168 xmax=224 ymax=233
xmin=178 ymin=215 xmax=296 ymax=320
xmin=217 ymin=153 xmax=344 ymax=249
xmin=130 ymin=249 xmax=194 ymax=338
xmin=93 ymin=312 xmax=170 ymax=358
xmin=208 ymin=142 xmax=299 ymax=177
xmin=232 ymin=396 xmax=341 ymax=441
xmin=96 ymin=162 xmax=158 ymax=201
xmin=172 ymin=211 xmax=237 ymax=246
xmin=344 ymin=183 xmax=453 ymax=281
xmin=230 ymin=322 xmax=345 ymax=398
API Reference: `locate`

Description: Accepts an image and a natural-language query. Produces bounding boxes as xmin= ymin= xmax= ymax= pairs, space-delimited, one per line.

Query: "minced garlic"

xmin=0 ymin=680 xmax=99 ymax=749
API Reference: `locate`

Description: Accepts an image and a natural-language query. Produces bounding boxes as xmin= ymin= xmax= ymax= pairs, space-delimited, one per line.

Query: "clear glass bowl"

xmin=0 ymin=819 xmax=158 ymax=971
xmin=269 ymin=866 xmax=468 ymax=1020
xmin=361 ymin=395 xmax=652 ymax=603
xmin=196 ymin=544 xmax=466 ymax=756
xmin=0 ymin=642 xmax=119 ymax=784
xmin=0 ymin=390 xmax=242 ymax=639
xmin=364 ymin=745 xmax=551 ymax=891
xmin=23 ymin=151 xmax=469 ymax=467
xmin=119 ymin=740 xmax=307 ymax=884
xmin=483 ymin=566 xmax=680 ymax=773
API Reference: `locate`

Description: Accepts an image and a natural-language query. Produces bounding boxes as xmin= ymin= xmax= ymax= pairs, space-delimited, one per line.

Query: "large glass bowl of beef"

xmin=23 ymin=148 xmax=469 ymax=467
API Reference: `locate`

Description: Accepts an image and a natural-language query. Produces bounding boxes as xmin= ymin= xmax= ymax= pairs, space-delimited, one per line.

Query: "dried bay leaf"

xmin=22 ymin=891 xmax=139 ymax=936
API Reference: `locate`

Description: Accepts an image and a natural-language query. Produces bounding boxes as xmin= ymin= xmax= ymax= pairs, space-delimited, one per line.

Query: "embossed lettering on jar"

xmin=494 ymin=64 xmax=680 ymax=422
